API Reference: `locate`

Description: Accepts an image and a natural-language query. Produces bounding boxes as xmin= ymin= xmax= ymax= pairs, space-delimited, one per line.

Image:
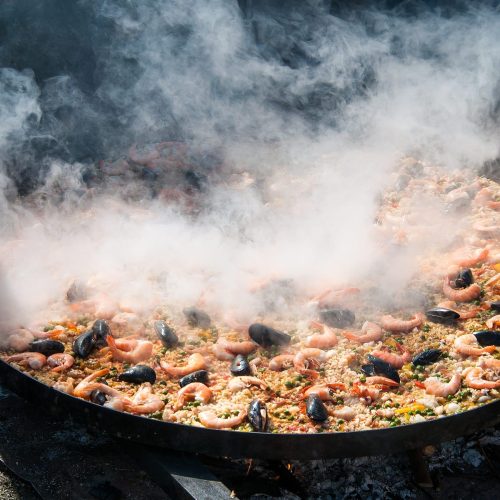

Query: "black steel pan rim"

xmin=1 ymin=359 xmax=499 ymax=460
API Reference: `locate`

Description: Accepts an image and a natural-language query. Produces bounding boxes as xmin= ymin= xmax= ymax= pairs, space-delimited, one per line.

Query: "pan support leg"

xmin=407 ymin=448 xmax=434 ymax=489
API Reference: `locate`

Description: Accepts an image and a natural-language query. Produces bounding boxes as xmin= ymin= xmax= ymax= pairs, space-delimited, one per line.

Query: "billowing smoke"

xmin=0 ymin=1 xmax=499 ymax=327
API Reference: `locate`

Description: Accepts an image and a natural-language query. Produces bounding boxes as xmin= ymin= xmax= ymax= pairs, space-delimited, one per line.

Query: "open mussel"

xmin=306 ymin=394 xmax=328 ymax=422
xmin=90 ymin=389 xmax=108 ymax=406
xmin=118 ymin=365 xmax=156 ymax=384
xmin=29 ymin=339 xmax=65 ymax=356
xmin=248 ymin=323 xmax=291 ymax=347
xmin=412 ymin=349 xmax=442 ymax=366
xmin=319 ymin=309 xmax=355 ymax=328
xmin=73 ymin=330 xmax=96 ymax=358
xmin=425 ymin=307 xmax=460 ymax=325
xmin=452 ymin=268 xmax=474 ymax=289
xmin=154 ymin=320 xmax=178 ymax=348
xmin=366 ymin=355 xmax=400 ymax=383
xmin=230 ymin=355 xmax=251 ymax=376
xmin=92 ymin=319 xmax=110 ymax=347
xmin=474 ymin=330 xmax=500 ymax=346
xmin=179 ymin=370 xmax=209 ymax=388
xmin=183 ymin=307 xmax=211 ymax=328
xmin=248 ymin=400 xmax=268 ymax=431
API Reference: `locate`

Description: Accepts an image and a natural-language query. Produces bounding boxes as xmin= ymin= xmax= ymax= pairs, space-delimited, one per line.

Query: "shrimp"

xmin=227 ymin=376 xmax=267 ymax=392
xmin=73 ymin=369 xmax=110 ymax=398
xmin=124 ymin=383 xmax=165 ymax=414
xmin=371 ymin=347 xmax=411 ymax=369
xmin=453 ymin=334 xmax=496 ymax=357
xmin=47 ymin=353 xmax=74 ymax=372
xmin=5 ymin=352 xmax=46 ymax=370
xmin=106 ymin=336 xmax=153 ymax=364
xmin=479 ymin=357 xmax=500 ymax=370
xmin=423 ymin=373 xmax=461 ymax=397
xmin=269 ymin=354 xmax=295 ymax=371
xmin=452 ymin=248 xmax=489 ymax=267
xmin=160 ymin=353 xmax=207 ymax=377
xmin=380 ymin=313 xmax=424 ymax=333
xmin=198 ymin=408 xmax=247 ymax=429
xmin=343 ymin=321 xmax=383 ymax=343
xmin=5 ymin=329 xmax=35 ymax=352
xmin=293 ymin=348 xmax=331 ymax=379
xmin=437 ymin=301 xmax=481 ymax=320
xmin=442 ymin=279 xmax=481 ymax=303
xmin=351 ymin=382 xmax=381 ymax=401
xmin=303 ymin=383 xmax=346 ymax=400
xmin=330 ymin=406 xmax=356 ymax=421
xmin=365 ymin=376 xmax=400 ymax=387
xmin=213 ymin=338 xmax=257 ymax=360
xmin=175 ymin=382 xmax=212 ymax=410
xmin=306 ymin=322 xmax=338 ymax=349
xmin=485 ymin=315 xmax=500 ymax=329
xmin=463 ymin=367 xmax=500 ymax=390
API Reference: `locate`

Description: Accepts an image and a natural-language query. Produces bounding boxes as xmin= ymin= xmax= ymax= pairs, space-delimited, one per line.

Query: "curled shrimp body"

xmin=485 ymin=315 xmax=500 ymax=329
xmin=73 ymin=369 xmax=110 ymax=398
xmin=452 ymin=248 xmax=489 ymax=267
xmin=106 ymin=336 xmax=153 ymax=364
xmin=454 ymin=334 xmax=496 ymax=357
xmin=443 ymin=279 xmax=481 ymax=303
xmin=227 ymin=376 xmax=266 ymax=392
xmin=437 ymin=301 xmax=481 ymax=320
xmin=47 ymin=353 xmax=75 ymax=372
xmin=306 ymin=322 xmax=338 ymax=349
xmin=160 ymin=353 xmax=207 ymax=377
xmin=124 ymin=383 xmax=165 ymax=414
xmin=198 ymin=408 xmax=247 ymax=429
xmin=5 ymin=352 xmax=46 ymax=370
xmin=380 ymin=313 xmax=424 ymax=333
xmin=293 ymin=348 xmax=331 ymax=379
xmin=175 ymin=382 xmax=212 ymax=410
xmin=463 ymin=367 xmax=500 ymax=390
xmin=213 ymin=338 xmax=257 ymax=360
xmin=343 ymin=321 xmax=383 ymax=343
xmin=269 ymin=354 xmax=295 ymax=371
xmin=303 ymin=383 xmax=346 ymax=400
xmin=5 ymin=329 xmax=35 ymax=352
xmin=423 ymin=373 xmax=461 ymax=397
xmin=371 ymin=348 xmax=411 ymax=369
xmin=479 ymin=357 xmax=500 ymax=370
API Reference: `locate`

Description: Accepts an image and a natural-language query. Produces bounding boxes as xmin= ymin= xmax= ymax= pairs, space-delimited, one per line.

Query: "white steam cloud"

xmin=0 ymin=1 xmax=499 ymax=327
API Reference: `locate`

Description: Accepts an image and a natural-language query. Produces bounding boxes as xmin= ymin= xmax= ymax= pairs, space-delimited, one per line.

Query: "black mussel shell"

xmin=248 ymin=400 xmax=268 ymax=432
xmin=118 ymin=365 xmax=156 ymax=384
xmin=412 ymin=349 xmax=442 ymax=366
xmin=29 ymin=339 xmax=64 ymax=356
xmin=474 ymin=330 xmax=500 ymax=347
xmin=90 ymin=389 xmax=108 ymax=406
xmin=66 ymin=280 xmax=89 ymax=303
xmin=183 ymin=307 xmax=211 ymax=328
xmin=73 ymin=330 xmax=96 ymax=358
xmin=319 ymin=309 xmax=355 ymax=328
xmin=366 ymin=355 xmax=400 ymax=383
xmin=490 ymin=301 xmax=500 ymax=312
xmin=230 ymin=355 xmax=251 ymax=376
xmin=179 ymin=370 xmax=209 ymax=388
xmin=154 ymin=320 xmax=179 ymax=348
xmin=92 ymin=319 xmax=110 ymax=347
xmin=425 ymin=307 xmax=460 ymax=325
xmin=306 ymin=394 xmax=328 ymax=422
xmin=361 ymin=364 xmax=376 ymax=377
xmin=452 ymin=268 xmax=474 ymax=289
xmin=248 ymin=323 xmax=291 ymax=347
